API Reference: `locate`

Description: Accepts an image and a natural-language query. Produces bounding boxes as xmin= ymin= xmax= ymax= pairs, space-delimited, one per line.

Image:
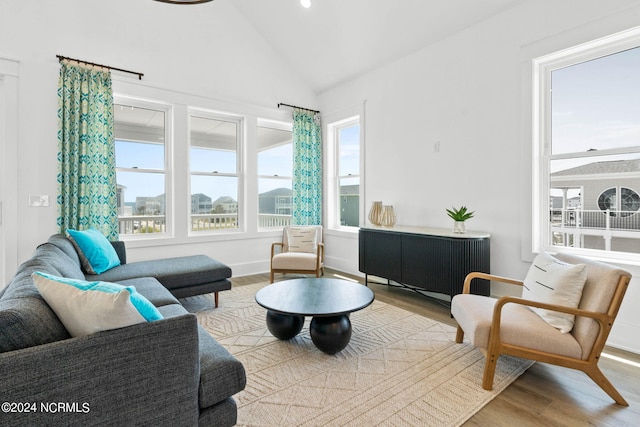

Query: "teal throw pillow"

xmin=67 ymin=228 xmax=121 ymax=274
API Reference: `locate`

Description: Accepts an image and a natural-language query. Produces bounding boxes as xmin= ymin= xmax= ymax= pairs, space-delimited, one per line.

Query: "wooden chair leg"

xmin=214 ymin=291 xmax=219 ymax=308
xmin=455 ymin=325 xmax=465 ymax=343
xmin=270 ymin=271 xmax=274 ymax=283
xmin=482 ymin=352 xmax=499 ymax=390
xmin=583 ymin=364 xmax=629 ymax=406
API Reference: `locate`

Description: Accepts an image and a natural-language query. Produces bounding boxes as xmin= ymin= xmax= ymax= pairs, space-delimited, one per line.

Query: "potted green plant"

xmin=446 ymin=206 xmax=474 ymax=233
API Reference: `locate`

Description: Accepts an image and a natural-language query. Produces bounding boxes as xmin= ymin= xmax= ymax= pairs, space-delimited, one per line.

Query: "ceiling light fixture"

xmin=300 ymin=0 xmax=311 ymax=8
xmin=154 ymin=0 xmax=214 ymax=4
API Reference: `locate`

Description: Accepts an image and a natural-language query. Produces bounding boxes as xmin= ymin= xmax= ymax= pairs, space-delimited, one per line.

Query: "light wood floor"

xmin=231 ymin=269 xmax=640 ymax=426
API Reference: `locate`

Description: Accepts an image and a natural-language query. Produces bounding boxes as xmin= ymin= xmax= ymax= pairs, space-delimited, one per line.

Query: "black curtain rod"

xmin=56 ymin=55 xmax=144 ymax=80
xmin=277 ymin=102 xmax=320 ymax=114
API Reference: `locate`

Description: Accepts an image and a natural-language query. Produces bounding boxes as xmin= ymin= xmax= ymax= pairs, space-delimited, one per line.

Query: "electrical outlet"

xmin=434 ymin=141 xmax=440 ymax=153
xmin=29 ymin=195 xmax=49 ymax=207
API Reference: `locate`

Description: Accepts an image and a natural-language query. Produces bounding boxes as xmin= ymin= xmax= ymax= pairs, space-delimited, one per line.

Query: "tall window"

xmin=257 ymin=120 xmax=293 ymax=229
xmin=329 ymin=117 xmax=360 ymax=228
xmin=534 ymin=29 xmax=640 ymax=259
xmin=114 ymin=101 xmax=169 ymax=236
xmin=189 ymin=112 xmax=241 ymax=232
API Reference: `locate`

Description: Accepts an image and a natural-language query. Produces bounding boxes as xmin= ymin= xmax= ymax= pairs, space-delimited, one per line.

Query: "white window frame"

xmin=256 ymin=118 xmax=293 ymax=230
xmin=113 ymin=95 xmax=173 ymax=240
xmin=533 ymin=26 xmax=640 ymax=263
xmin=187 ymin=108 xmax=244 ymax=235
xmin=326 ymin=115 xmax=362 ymax=231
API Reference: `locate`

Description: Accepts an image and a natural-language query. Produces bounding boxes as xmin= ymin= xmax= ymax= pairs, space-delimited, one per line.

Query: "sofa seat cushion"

xmin=158 ymin=305 xmax=247 ymax=409
xmin=86 ymin=255 xmax=232 ymax=291
xmin=451 ymin=293 xmax=582 ymax=359
xmin=119 ymin=278 xmax=181 ymax=307
xmin=272 ymin=252 xmax=320 ymax=270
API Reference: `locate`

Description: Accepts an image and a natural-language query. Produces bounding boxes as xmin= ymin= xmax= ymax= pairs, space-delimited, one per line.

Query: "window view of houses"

xmin=548 ymin=45 xmax=640 ymax=254
xmin=113 ymin=104 xmax=362 ymax=235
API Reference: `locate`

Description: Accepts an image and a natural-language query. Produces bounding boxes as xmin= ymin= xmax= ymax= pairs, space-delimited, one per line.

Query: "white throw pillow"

xmin=521 ymin=252 xmax=587 ymax=333
xmin=287 ymin=227 xmax=319 ymax=254
xmin=32 ymin=271 xmax=163 ymax=337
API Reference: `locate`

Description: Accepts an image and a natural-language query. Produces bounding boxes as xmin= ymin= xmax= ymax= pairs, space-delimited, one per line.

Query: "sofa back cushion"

xmin=47 ymin=234 xmax=83 ymax=268
xmin=34 ymin=243 xmax=85 ymax=280
xmin=0 ymin=259 xmax=70 ymax=353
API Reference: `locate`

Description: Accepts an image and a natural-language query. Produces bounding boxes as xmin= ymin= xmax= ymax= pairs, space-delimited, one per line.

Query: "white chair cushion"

xmin=272 ymin=252 xmax=319 ymax=270
xmin=522 ymin=252 xmax=587 ymax=333
xmin=451 ymin=293 xmax=582 ymax=359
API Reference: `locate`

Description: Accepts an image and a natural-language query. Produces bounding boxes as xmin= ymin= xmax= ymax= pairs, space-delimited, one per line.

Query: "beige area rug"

xmin=182 ymin=283 xmax=534 ymax=427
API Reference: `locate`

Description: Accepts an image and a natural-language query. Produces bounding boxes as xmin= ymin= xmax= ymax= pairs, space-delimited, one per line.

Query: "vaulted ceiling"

xmin=232 ymin=0 xmax=526 ymax=93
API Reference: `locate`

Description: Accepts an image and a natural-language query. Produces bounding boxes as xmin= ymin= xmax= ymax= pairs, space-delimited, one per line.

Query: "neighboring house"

xmin=212 ymin=196 xmax=238 ymax=213
xmin=135 ymin=194 xmax=165 ymax=215
xmin=258 ymin=188 xmax=292 ymax=215
xmin=550 ymin=159 xmax=640 ymax=253
xmin=191 ymin=193 xmax=213 ymax=214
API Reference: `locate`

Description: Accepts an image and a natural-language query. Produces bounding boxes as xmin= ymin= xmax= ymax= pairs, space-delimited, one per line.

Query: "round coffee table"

xmin=255 ymin=278 xmax=375 ymax=354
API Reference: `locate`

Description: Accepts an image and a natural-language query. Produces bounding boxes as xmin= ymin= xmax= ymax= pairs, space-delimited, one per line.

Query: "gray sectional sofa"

xmin=0 ymin=234 xmax=246 ymax=427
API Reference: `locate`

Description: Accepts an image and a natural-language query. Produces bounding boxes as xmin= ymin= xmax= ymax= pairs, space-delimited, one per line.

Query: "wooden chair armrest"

xmin=494 ymin=296 xmax=610 ymax=324
xmin=271 ymin=242 xmax=284 ymax=258
xmin=462 ymin=272 xmax=523 ymax=294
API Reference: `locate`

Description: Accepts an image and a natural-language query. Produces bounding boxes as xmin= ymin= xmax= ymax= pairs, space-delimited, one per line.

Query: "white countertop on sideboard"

xmin=360 ymin=225 xmax=490 ymax=239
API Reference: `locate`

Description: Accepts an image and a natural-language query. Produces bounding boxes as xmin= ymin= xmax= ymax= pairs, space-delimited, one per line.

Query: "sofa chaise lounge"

xmin=0 ymin=234 xmax=245 ymax=426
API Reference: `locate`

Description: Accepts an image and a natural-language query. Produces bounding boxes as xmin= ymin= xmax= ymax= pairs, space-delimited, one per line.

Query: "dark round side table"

xmin=255 ymin=278 xmax=375 ymax=354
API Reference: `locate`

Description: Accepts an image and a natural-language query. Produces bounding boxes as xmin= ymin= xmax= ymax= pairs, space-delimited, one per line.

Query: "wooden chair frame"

xmin=269 ymin=230 xmax=324 ymax=283
xmin=455 ymin=271 xmax=631 ymax=406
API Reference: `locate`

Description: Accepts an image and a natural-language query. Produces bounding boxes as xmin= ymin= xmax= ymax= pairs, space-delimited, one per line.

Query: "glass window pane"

xmin=551 ymin=47 xmax=640 ymax=155
xmin=258 ymin=143 xmax=292 ymax=177
xmin=190 ymin=175 xmax=238 ymax=231
xmin=116 ymin=171 xmax=166 ymax=235
xmin=258 ymin=126 xmax=292 ymax=177
xmin=339 ymin=125 xmax=360 ymax=176
xmin=115 ymin=140 xmax=164 ymax=170
xmin=190 ymin=147 xmax=236 ymax=173
xmin=339 ymin=177 xmax=359 ymax=227
xmin=258 ymin=178 xmax=292 ymax=228
xmin=114 ymin=102 xmax=167 ymax=237
xmin=549 ymin=153 xmax=640 ymax=249
xmin=190 ymin=116 xmax=237 ymax=174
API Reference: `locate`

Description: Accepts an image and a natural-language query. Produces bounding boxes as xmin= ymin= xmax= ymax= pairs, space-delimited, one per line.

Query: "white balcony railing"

xmin=550 ymin=209 xmax=640 ymax=231
xmin=550 ymin=208 xmax=640 ymax=252
xmin=119 ymin=213 xmax=292 ymax=235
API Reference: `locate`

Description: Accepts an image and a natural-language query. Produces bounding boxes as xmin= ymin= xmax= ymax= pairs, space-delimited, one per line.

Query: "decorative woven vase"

xmin=380 ymin=205 xmax=397 ymax=227
xmin=368 ymin=201 xmax=383 ymax=225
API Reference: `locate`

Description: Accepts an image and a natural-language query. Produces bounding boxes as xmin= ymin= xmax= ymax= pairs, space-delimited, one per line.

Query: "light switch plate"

xmin=29 ymin=195 xmax=49 ymax=207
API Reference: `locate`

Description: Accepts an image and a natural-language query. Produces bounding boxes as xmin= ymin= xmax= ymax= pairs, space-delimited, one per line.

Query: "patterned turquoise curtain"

xmin=57 ymin=60 xmax=118 ymax=240
xmin=292 ymin=108 xmax=323 ymax=225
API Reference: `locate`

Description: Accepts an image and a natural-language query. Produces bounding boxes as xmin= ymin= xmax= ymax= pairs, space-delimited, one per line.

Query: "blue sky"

xmin=551 ymin=45 xmax=640 ymax=172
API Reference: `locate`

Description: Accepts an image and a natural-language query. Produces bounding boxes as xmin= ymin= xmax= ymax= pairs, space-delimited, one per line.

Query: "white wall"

xmin=0 ymin=0 xmax=316 ymax=277
xmin=318 ymin=0 xmax=640 ymax=353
